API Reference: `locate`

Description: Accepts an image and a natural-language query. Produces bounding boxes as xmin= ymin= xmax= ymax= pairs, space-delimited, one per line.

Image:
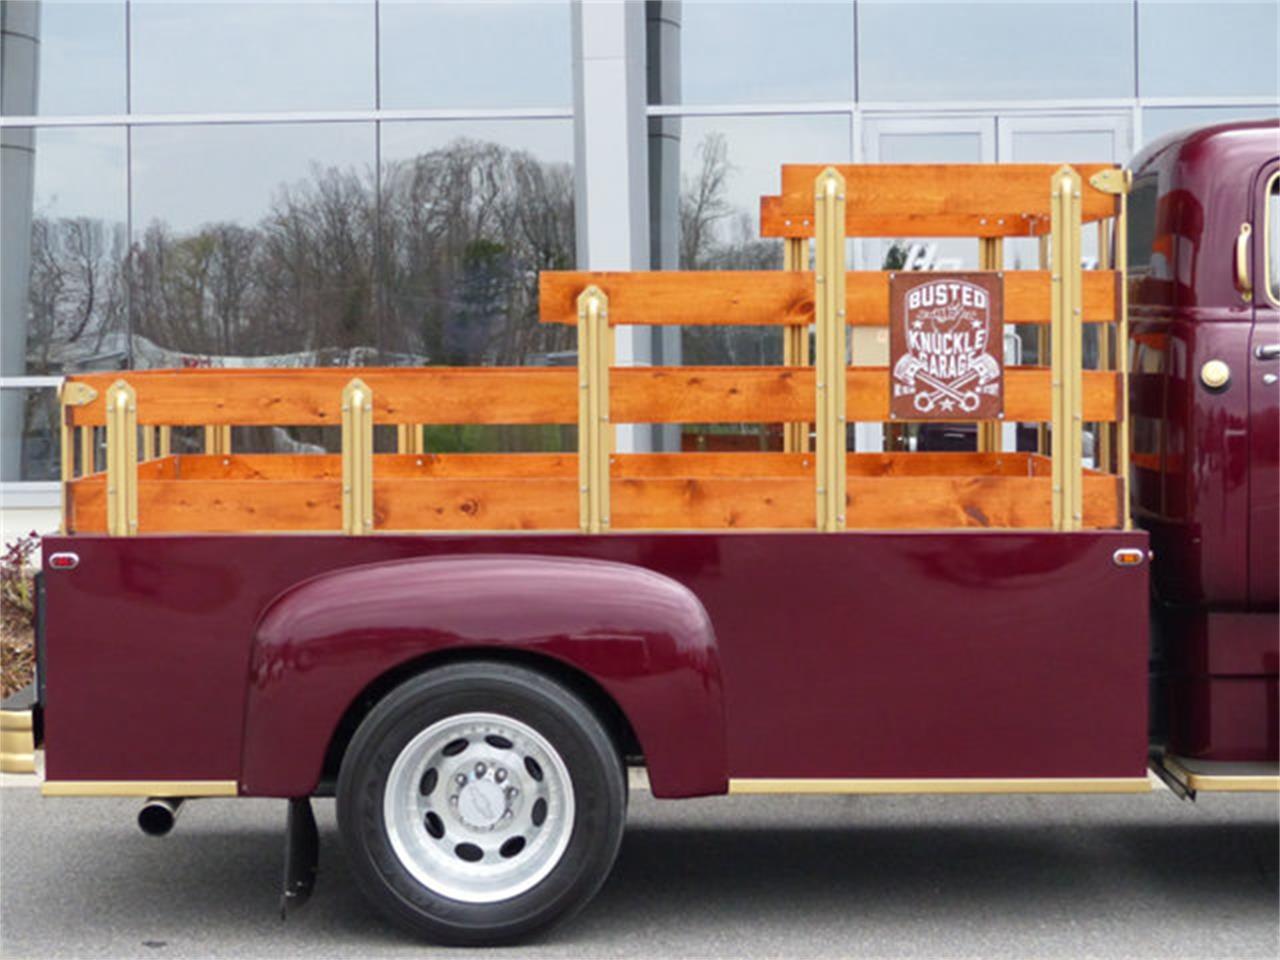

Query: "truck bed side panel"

xmin=40 ymin=529 xmax=1149 ymax=791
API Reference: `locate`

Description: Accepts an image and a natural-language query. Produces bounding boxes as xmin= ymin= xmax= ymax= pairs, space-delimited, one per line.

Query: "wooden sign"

xmin=889 ymin=272 xmax=1004 ymax=420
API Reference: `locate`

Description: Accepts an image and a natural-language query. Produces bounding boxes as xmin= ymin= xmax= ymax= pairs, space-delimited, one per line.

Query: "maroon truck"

xmin=2 ymin=121 xmax=1276 ymax=945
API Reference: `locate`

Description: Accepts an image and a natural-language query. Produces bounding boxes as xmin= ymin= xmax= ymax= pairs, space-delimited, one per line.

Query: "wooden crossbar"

xmin=540 ymin=270 xmax=1119 ymax=326
xmin=608 ymin=366 xmax=1120 ymax=424
xmin=766 ymin=163 xmax=1119 ymax=237
xmin=63 ymin=367 xmax=577 ymax=427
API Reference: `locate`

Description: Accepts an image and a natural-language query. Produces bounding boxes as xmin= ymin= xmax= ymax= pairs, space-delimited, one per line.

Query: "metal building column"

xmin=572 ymin=0 xmax=652 ymax=453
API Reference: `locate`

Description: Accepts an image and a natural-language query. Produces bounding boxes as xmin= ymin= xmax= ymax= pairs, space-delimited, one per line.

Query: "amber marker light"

xmin=1112 ymin=549 xmax=1145 ymax=567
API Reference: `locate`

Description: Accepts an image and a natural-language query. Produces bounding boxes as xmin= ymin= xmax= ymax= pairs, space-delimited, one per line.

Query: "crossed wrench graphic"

xmin=912 ymin=368 xmax=982 ymax=414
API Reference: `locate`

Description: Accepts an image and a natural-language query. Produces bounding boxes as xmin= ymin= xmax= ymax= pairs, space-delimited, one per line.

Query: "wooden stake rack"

xmin=59 ymin=163 xmax=1129 ymax=536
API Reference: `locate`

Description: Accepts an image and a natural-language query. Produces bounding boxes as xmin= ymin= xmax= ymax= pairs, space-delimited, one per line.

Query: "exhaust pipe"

xmin=138 ymin=797 xmax=184 ymax=837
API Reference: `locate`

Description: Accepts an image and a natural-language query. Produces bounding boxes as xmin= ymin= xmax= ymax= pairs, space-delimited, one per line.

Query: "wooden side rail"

xmin=61 ymin=367 xmax=578 ymax=427
xmin=762 ymin=163 xmax=1120 ymax=237
xmin=59 ymin=163 xmax=1128 ymax=537
xmin=540 ymin=270 xmax=1120 ymax=326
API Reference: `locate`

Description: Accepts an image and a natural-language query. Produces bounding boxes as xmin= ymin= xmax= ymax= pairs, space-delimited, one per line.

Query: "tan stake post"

xmin=1050 ymin=166 xmax=1084 ymax=531
xmin=814 ymin=168 xmax=847 ymax=531
xmin=105 ymin=380 xmax=138 ymax=536
xmin=577 ymin=286 xmax=611 ymax=533
xmin=341 ymin=378 xmax=374 ymax=535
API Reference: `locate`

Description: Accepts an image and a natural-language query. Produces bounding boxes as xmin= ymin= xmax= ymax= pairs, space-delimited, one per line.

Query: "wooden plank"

xmin=171 ymin=453 xmax=578 ymax=481
xmin=849 ymin=367 xmax=1120 ymax=424
xmin=540 ymin=270 xmax=1117 ymax=326
xmin=612 ymin=477 xmax=814 ymax=529
xmin=377 ymin=478 xmax=578 ymax=531
xmin=776 ymin=164 xmax=1118 ymax=230
xmin=65 ymin=368 xmax=577 ymax=427
xmin=540 ymin=271 xmax=812 ymax=327
xmin=610 ymin=366 xmax=1119 ymax=424
xmin=613 ymin=452 xmax=813 ymax=478
xmin=66 ymin=475 xmax=106 ymax=533
xmin=613 ymin=367 xmax=812 ymax=423
xmin=845 ymin=474 xmax=1121 ymax=529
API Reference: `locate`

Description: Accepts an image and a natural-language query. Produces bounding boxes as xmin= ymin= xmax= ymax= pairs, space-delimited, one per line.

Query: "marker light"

xmin=48 ymin=552 xmax=79 ymax=570
xmin=1112 ymin=549 xmax=1145 ymax=567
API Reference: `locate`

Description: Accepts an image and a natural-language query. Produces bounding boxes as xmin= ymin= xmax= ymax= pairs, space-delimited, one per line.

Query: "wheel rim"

xmin=383 ymin=711 xmax=576 ymax=903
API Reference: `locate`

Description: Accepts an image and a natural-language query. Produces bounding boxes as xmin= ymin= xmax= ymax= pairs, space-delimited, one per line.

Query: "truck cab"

xmin=1128 ymin=120 xmax=1279 ymax=773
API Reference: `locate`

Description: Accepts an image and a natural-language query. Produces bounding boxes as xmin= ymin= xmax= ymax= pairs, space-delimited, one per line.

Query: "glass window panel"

xmin=380 ymin=1 xmax=571 ymax=109
xmin=1 ymin=1 xmax=127 ymax=116
xmin=0 ymin=387 xmax=59 ymax=482
xmin=129 ymin=1 xmax=376 ymax=113
xmin=858 ymin=1 xmax=1134 ymax=102
xmin=649 ymin=114 xmax=849 ymax=378
xmin=1138 ymin=1 xmax=1279 ymax=98
xmin=649 ymin=0 xmax=854 ymax=105
xmin=1 ymin=126 xmax=128 ymax=377
xmin=378 ymin=120 xmax=575 ymax=373
xmin=130 ymin=122 xmax=376 ymax=366
xmin=1142 ymin=105 xmax=1280 ymax=146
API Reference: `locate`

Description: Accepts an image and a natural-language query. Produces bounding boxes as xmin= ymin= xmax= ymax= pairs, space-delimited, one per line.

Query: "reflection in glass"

xmin=2 ymin=387 xmax=60 ymax=482
xmin=129 ymin=1 xmax=375 ymax=113
xmin=0 ymin=1 xmax=127 ymax=116
xmin=859 ymin=1 xmax=1133 ymax=102
xmin=3 ymin=126 xmax=129 ymax=376
xmin=648 ymin=1 xmax=854 ymax=105
xmin=378 ymin=120 xmax=576 ymax=368
xmin=380 ymin=1 xmax=571 ymax=109
xmin=129 ymin=122 xmax=376 ymax=366
xmin=651 ymin=114 xmax=848 ymax=382
xmin=1142 ymin=106 xmax=1280 ymax=146
xmin=1138 ymin=1 xmax=1279 ymax=98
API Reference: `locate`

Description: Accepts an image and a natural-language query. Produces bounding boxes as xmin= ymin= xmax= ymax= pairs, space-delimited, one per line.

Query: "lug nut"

xmin=474 ymin=762 xmax=487 ymax=778
xmin=455 ymin=773 xmax=468 ymax=786
xmin=506 ymin=787 xmax=519 ymax=799
xmin=495 ymin=769 xmax=507 ymax=783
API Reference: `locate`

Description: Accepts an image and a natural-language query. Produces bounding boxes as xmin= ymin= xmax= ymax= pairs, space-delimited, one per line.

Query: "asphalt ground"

xmin=1 ymin=771 xmax=1276 ymax=960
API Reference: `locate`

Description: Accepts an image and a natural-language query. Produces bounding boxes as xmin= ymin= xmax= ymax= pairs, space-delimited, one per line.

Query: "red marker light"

xmin=48 ymin=552 xmax=79 ymax=570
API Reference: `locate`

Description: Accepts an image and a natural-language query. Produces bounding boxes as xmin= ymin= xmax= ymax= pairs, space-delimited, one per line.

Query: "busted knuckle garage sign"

xmin=889 ymin=272 xmax=1004 ymax=420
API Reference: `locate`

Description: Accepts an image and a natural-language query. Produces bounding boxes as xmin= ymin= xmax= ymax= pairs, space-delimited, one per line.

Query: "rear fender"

xmin=240 ymin=554 xmax=725 ymax=798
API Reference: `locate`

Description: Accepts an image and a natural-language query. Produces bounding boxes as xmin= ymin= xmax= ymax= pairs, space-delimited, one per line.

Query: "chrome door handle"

xmin=1256 ymin=344 xmax=1280 ymax=360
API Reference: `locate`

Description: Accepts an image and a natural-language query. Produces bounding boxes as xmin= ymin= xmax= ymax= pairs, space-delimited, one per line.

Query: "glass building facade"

xmin=1 ymin=0 xmax=1277 ymax=515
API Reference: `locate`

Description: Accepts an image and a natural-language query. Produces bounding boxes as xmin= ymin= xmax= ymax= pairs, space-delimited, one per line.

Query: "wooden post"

xmin=782 ymin=237 xmax=808 ymax=453
xmin=204 ymin=424 xmax=231 ymax=456
xmin=1050 ymin=166 xmax=1084 ymax=532
xmin=105 ymin=380 xmax=138 ymax=536
xmin=577 ymin=286 xmax=611 ymax=533
xmin=977 ymin=237 xmax=1004 ymax=454
xmin=814 ymin=168 xmax=847 ymax=532
xmin=341 ymin=378 xmax=374 ymax=535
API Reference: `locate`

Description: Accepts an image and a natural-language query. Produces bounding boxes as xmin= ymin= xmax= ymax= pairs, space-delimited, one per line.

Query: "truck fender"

xmin=239 ymin=554 xmax=726 ymax=799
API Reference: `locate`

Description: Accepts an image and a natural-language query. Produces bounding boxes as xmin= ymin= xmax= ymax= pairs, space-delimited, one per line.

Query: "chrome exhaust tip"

xmin=138 ymin=797 xmax=184 ymax=837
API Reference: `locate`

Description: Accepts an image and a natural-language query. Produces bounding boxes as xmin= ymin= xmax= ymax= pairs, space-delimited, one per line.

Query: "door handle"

xmin=1234 ymin=222 xmax=1253 ymax=302
xmin=1257 ymin=344 xmax=1280 ymax=360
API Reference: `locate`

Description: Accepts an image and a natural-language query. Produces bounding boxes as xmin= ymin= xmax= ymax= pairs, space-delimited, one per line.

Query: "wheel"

xmin=336 ymin=661 xmax=627 ymax=945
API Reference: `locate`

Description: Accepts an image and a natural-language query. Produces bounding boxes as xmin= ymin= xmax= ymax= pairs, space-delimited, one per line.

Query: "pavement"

xmin=0 ymin=764 xmax=1276 ymax=960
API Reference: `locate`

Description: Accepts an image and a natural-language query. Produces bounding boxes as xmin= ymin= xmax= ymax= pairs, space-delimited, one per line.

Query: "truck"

xmin=1 ymin=119 xmax=1276 ymax=946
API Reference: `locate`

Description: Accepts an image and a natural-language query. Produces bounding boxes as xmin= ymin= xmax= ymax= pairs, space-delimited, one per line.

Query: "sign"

xmin=889 ymin=272 xmax=1003 ymax=420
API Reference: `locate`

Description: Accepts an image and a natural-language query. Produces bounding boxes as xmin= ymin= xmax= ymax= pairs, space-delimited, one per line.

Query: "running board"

xmin=1156 ymin=755 xmax=1280 ymax=795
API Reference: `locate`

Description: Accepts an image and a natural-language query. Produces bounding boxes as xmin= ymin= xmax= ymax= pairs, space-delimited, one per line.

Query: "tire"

xmin=336 ymin=661 xmax=627 ymax=945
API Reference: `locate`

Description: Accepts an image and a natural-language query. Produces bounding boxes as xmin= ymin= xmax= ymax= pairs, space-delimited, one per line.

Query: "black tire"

xmin=336 ymin=661 xmax=627 ymax=945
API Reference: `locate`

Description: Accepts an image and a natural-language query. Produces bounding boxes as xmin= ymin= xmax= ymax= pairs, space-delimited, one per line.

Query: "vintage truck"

xmin=1 ymin=120 xmax=1276 ymax=946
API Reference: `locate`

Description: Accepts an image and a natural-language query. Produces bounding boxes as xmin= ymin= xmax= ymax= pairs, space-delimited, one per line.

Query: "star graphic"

xmin=970 ymin=319 xmax=983 ymax=328
xmin=939 ymin=398 xmax=955 ymax=411
xmin=911 ymin=320 xmax=924 ymax=330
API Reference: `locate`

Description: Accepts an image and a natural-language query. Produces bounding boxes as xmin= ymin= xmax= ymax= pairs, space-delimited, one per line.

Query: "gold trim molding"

xmin=1162 ymin=757 xmax=1280 ymax=794
xmin=728 ymin=776 xmax=1152 ymax=796
xmin=42 ymin=780 xmax=238 ymax=798
xmin=0 ymin=709 xmax=35 ymax=774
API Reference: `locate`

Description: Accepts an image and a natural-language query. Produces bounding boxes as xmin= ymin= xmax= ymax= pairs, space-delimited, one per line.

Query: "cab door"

xmin=1248 ymin=162 xmax=1279 ymax=608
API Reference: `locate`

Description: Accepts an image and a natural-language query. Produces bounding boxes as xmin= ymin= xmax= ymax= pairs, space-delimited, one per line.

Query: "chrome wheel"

xmin=383 ymin=711 xmax=576 ymax=904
